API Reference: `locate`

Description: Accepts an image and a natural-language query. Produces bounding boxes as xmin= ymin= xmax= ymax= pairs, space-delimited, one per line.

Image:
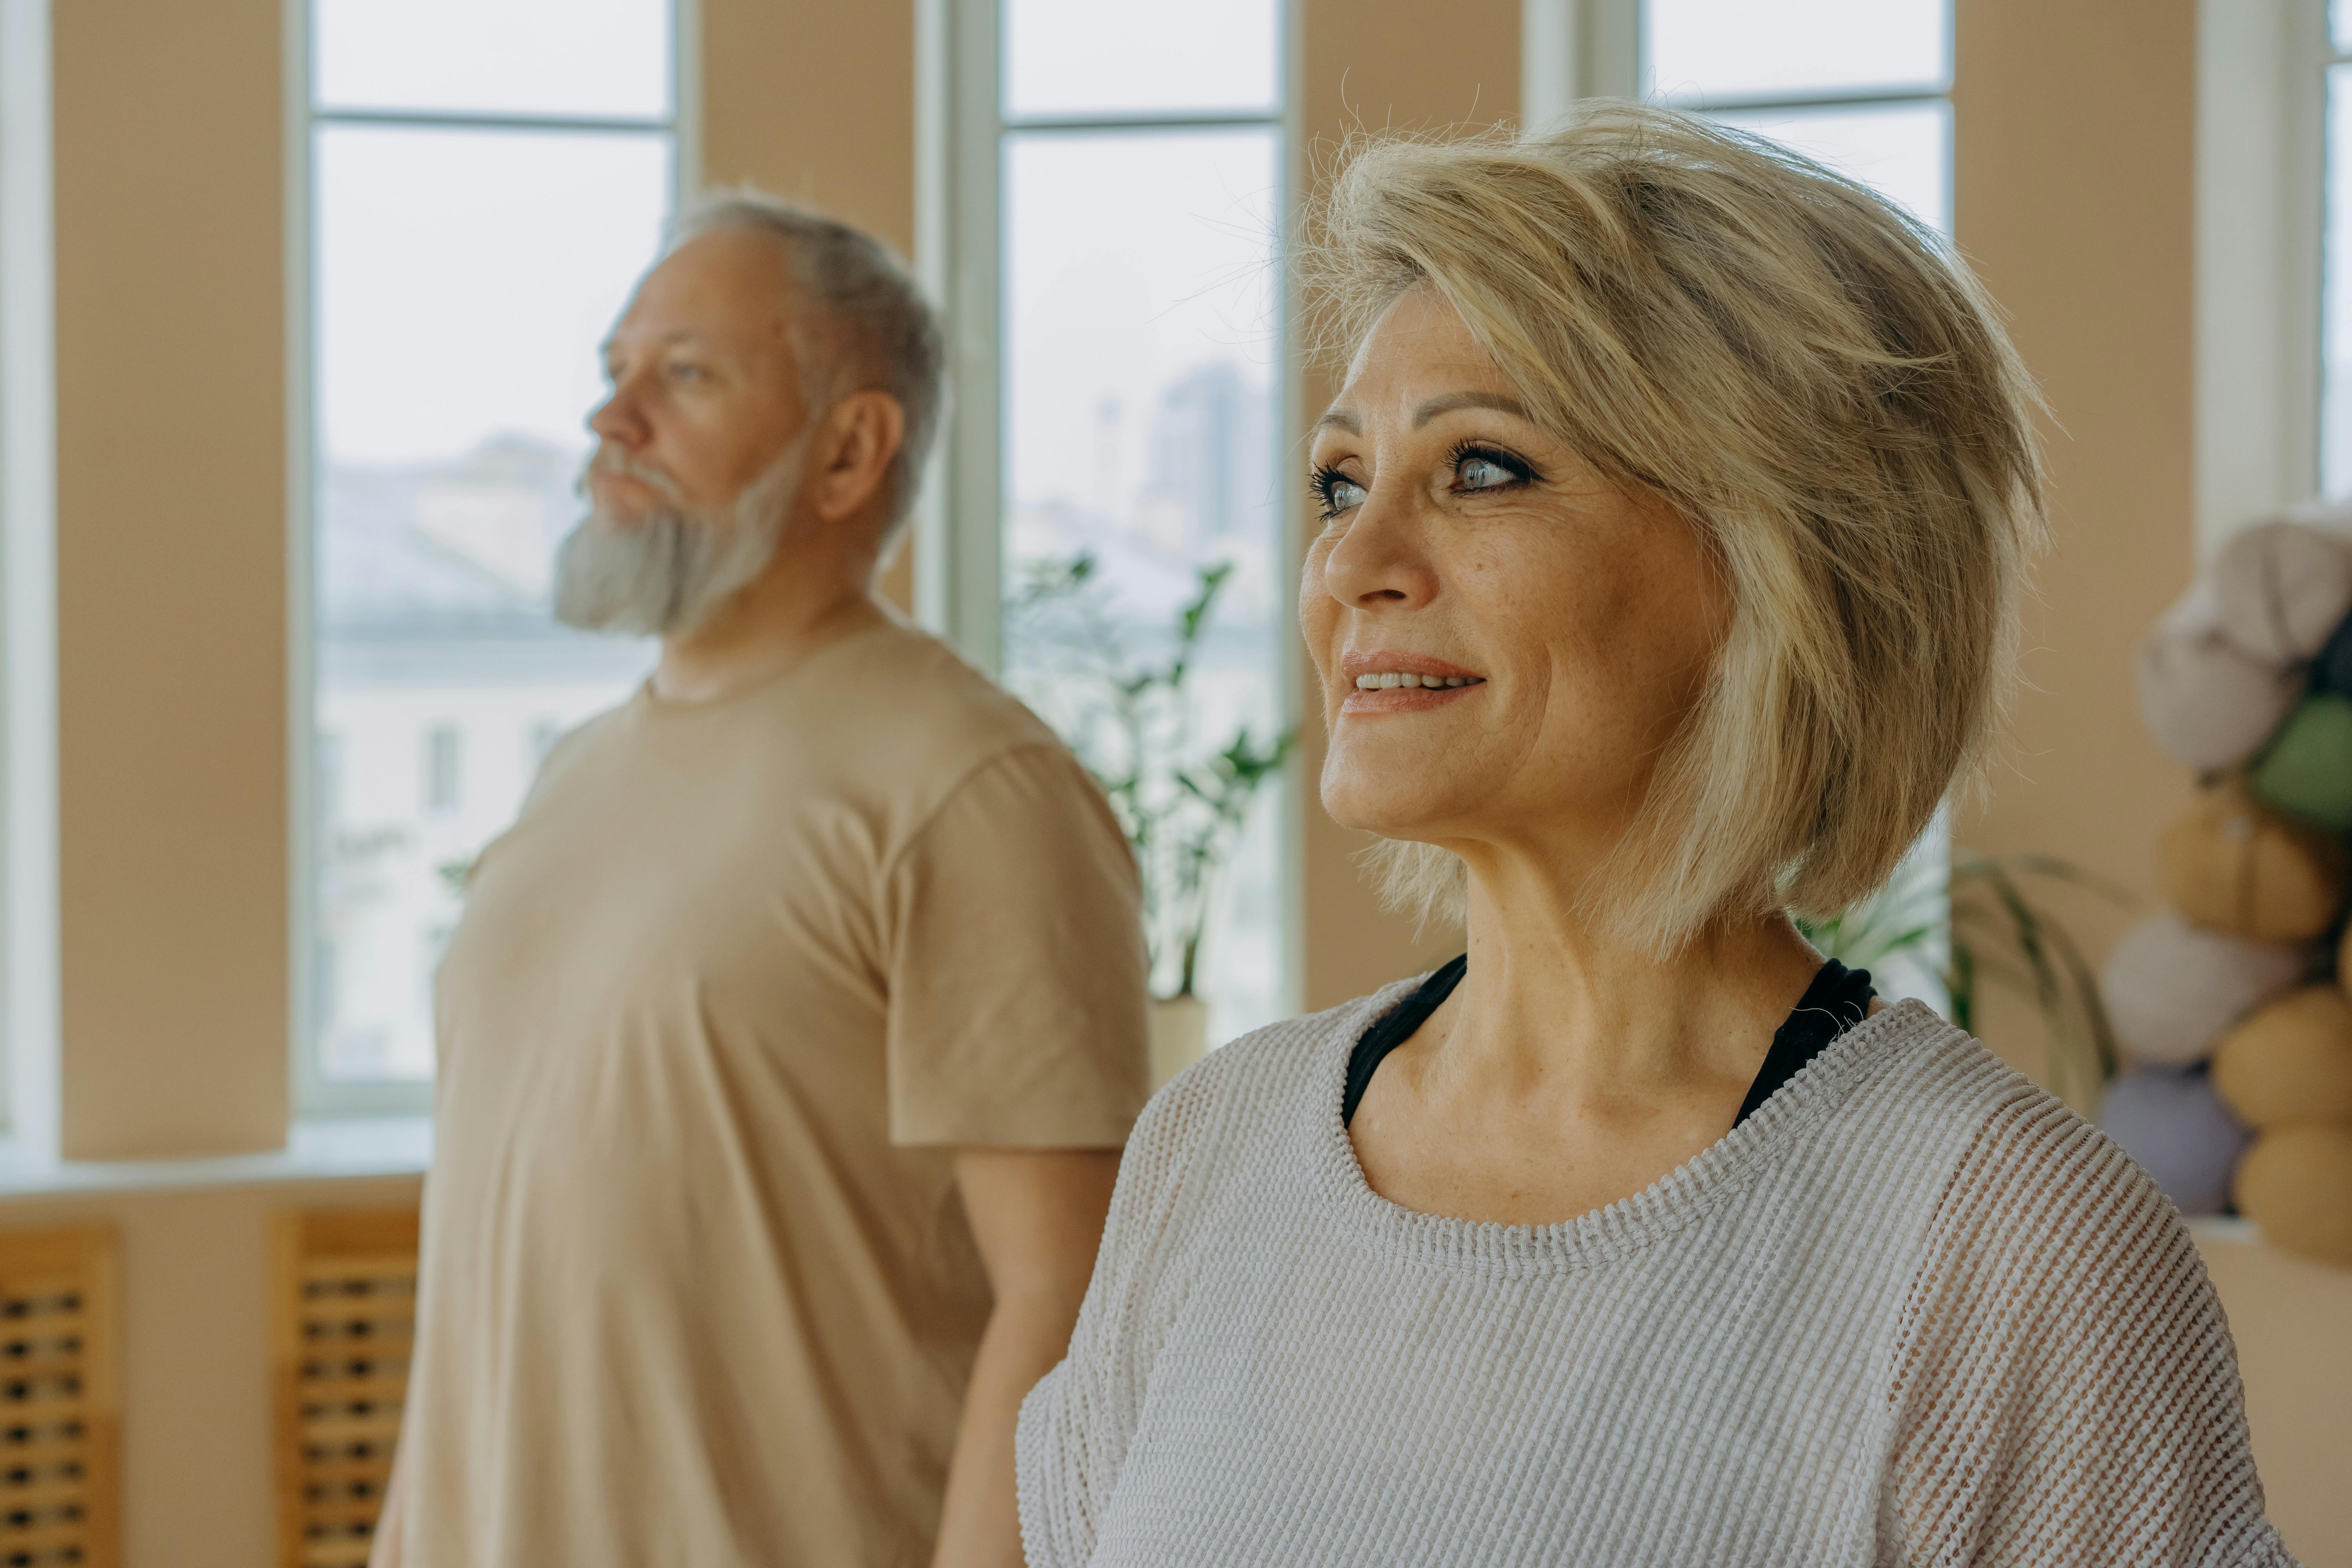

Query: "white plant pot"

xmin=1148 ymin=995 xmax=1211 ymax=1092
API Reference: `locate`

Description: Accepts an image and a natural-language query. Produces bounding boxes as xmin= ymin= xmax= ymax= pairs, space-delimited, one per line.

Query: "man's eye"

xmin=668 ymin=362 xmax=705 ymax=381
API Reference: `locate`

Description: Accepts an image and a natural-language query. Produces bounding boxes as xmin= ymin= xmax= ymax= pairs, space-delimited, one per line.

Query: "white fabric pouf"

xmin=2134 ymin=584 xmax=2305 ymax=771
xmin=2101 ymin=909 xmax=2307 ymax=1067
xmin=2211 ymin=520 xmax=2352 ymax=663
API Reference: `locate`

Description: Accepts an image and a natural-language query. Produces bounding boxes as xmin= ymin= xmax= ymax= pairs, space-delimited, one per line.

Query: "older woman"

xmin=1014 ymin=104 xmax=2292 ymax=1567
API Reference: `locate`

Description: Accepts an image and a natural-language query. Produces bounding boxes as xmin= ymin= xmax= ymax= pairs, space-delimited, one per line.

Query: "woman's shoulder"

xmin=1869 ymin=1022 xmax=2285 ymax=1564
xmin=1838 ymin=1006 xmax=2198 ymax=1295
xmin=1112 ymin=975 xmax=1434 ymax=1205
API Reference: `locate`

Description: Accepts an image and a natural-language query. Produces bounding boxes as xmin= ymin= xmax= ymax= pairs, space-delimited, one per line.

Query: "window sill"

xmin=0 ymin=1116 xmax=431 ymax=1200
xmin=2187 ymin=1215 xmax=2261 ymax=1247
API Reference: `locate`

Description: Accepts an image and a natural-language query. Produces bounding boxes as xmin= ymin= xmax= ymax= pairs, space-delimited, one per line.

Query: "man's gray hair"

xmin=667 ymin=189 xmax=946 ymax=542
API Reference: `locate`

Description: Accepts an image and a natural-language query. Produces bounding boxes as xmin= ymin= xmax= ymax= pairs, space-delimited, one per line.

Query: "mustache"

xmin=578 ymin=445 xmax=686 ymax=503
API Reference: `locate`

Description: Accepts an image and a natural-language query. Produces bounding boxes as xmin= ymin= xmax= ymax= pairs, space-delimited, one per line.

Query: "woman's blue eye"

xmin=1314 ymin=469 xmax=1368 ymax=517
xmin=1459 ymin=456 xmax=1513 ymax=490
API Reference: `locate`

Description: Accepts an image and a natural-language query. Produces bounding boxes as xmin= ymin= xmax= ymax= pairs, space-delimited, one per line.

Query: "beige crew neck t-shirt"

xmin=397 ymin=612 xmax=1150 ymax=1568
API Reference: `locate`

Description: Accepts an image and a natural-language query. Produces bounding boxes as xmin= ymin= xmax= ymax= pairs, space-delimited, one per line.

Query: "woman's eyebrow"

xmin=1412 ymin=391 xmax=1531 ymax=426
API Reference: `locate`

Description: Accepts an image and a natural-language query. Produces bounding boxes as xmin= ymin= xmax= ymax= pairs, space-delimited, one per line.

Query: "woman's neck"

xmin=1345 ymin=849 xmax=1831 ymax=1227
xmin=1436 ymin=852 xmax=1824 ymax=1105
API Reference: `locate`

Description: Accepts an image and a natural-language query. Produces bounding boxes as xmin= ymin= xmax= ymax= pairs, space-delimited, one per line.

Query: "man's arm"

xmin=934 ymin=1147 xmax=1122 ymax=1568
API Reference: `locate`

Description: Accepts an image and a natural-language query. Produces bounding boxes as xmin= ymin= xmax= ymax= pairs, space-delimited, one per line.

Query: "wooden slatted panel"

xmin=270 ymin=1210 xmax=417 ymax=1568
xmin=0 ymin=1226 xmax=120 ymax=1568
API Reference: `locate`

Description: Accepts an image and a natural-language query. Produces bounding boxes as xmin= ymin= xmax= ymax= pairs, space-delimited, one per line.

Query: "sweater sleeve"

xmin=1881 ymin=1089 xmax=2298 ymax=1568
xmin=1016 ymin=1059 xmax=1224 ymax=1568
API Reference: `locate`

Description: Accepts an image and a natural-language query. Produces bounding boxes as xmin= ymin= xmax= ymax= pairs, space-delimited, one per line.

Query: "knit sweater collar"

xmin=1307 ymin=986 xmax=1960 ymax=1278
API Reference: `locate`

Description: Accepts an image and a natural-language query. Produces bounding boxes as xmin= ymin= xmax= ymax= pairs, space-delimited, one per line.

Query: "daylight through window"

xmin=1643 ymin=0 xmax=1953 ymax=237
xmin=303 ymin=0 xmax=674 ymax=1103
xmin=987 ymin=0 xmax=1292 ymax=1046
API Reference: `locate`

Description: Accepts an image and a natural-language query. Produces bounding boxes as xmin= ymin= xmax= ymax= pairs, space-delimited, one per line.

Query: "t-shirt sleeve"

xmin=1016 ymin=1060 xmax=1219 ymax=1566
xmin=882 ymin=742 xmax=1150 ymax=1148
xmin=1882 ymin=1093 xmax=2298 ymax=1568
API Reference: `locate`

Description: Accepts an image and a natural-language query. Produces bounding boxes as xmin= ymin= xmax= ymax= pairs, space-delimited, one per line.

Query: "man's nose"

xmin=589 ymin=385 xmax=648 ymax=448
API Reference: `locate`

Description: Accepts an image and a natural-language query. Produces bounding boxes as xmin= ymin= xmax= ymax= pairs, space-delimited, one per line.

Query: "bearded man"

xmin=370 ymin=193 xmax=1150 ymax=1568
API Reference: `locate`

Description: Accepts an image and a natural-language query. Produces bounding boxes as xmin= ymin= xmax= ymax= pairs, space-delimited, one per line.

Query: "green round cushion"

xmin=2251 ymin=693 xmax=2352 ymax=831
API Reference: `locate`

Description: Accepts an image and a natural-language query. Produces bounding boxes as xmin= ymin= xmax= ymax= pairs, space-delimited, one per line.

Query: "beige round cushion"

xmin=2234 ymin=1125 xmax=2352 ymax=1267
xmin=2101 ymin=911 xmax=2307 ymax=1067
xmin=2135 ymin=585 xmax=2305 ymax=771
xmin=2159 ymin=783 xmax=2348 ymax=943
xmin=2211 ymin=985 xmax=2352 ymax=1128
xmin=2212 ymin=519 xmax=2352 ymax=662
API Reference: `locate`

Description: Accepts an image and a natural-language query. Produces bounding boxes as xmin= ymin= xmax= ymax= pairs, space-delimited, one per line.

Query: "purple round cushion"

xmin=2100 ymin=1067 xmax=2252 ymax=1216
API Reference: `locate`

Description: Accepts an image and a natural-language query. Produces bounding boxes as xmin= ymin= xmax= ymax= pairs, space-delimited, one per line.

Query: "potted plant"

xmin=1006 ymin=554 xmax=1295 ymax=1085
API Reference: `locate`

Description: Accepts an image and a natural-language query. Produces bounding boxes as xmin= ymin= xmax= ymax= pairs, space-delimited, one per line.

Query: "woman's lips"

xmin=1341 ymin=681 xmax=1484 ymax=716
xmin=1337 ymin=650 xmax=1487 ymax=716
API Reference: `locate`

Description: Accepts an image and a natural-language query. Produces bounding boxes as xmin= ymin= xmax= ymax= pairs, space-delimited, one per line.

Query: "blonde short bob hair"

xmin=1306 ymin=103 xmax=2047 ymax=954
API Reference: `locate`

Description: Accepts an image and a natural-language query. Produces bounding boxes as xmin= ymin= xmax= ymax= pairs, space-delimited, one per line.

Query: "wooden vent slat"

xmin=0 ymin=1227 xmax=118 ymax=1568
xmin=272 ymin=1210 xmax=418 ymax=1568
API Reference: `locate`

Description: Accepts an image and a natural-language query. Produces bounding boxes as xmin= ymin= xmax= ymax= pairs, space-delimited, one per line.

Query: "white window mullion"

xmin=919 ymin=0 xmax=1005 ymax=670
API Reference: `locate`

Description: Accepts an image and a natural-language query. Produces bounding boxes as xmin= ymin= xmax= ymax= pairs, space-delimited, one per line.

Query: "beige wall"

xmin=2205 ymin=1235 xmax=2352 ymax=1567
xmin=1951 ymin=0 xmax=2201 ymax=1080
xmin=51 ymin=0 xmax=289 ymax=1159
xmin=1294 ymin=0 xmax=1520 ymax=1011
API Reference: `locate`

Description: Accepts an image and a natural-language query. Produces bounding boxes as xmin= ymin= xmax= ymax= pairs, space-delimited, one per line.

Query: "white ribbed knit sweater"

xmin=1017 ymin=984 xmax=2296 ymax=1567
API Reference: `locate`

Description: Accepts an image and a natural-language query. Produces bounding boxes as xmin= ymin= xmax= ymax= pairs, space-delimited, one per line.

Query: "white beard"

xmin=552 ymin=437 xmax=809 ymax=638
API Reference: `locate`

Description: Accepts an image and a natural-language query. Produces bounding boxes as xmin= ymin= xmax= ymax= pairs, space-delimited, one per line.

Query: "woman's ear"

xmin=809 ymin=390 xmax=907 ymax=524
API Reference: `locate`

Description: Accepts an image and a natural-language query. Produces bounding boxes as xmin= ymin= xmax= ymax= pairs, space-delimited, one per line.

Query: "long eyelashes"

xmin=1444 ymin=439 xmax=1543 ymax=488
xmin=1308 ymin=442 xmax=1543 ymax=521
xmin=1310 ymin=463 xmax=1359 ymax=522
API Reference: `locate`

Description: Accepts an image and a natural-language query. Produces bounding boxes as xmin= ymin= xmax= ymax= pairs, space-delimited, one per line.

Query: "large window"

xmin=299 ymin=0 xmax=678 ymax=1110
xmin=935 ymin=0 xmax=1294 ymax=1047
xmin=1642 ymin=0 xmax=1952 ymax=237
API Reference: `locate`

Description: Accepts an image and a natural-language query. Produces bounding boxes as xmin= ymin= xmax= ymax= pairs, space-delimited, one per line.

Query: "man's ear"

xmin=809 ymin=390 xmax=906 ymax=525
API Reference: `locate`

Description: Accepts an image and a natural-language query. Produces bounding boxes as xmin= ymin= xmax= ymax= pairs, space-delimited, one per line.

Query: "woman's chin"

xmin=1318 ymin=778 xmax=1462 ymax=840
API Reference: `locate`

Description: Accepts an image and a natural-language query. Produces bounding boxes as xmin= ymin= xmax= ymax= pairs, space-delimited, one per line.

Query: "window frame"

xmin=2194 ymin=0 xmax=2329 ymax=551
xmin=1524 ymin=1 xmax=1955 ymax=216
xmin=917 ymin=0 xmax=1305 ymax=1027
xmin=286 ymin=0 xmax=697 ymax=1118
xmin=1640 ymin=0 xmax=1954 ymax=239
xmin=0 ymin=0 xmax=59 ymax=1146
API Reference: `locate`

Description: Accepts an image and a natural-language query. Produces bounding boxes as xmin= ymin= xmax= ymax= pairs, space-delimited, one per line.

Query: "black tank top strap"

xmin=1341 ymin=955 xmax=1466 ymax=1125
xmin=1339 ymin=955 xmax=1876 ymax=1129
xmin=1731 ymin=958 xmax=1877 ymax=1127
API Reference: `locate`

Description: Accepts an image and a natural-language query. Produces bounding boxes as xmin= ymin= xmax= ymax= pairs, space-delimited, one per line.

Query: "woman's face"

xmin=1301 ymin=285 xmax=1730 ymax=869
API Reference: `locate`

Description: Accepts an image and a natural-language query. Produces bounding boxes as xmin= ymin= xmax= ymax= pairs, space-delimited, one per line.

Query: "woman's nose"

xmin=1320 ymin=496 xmax=1440 ymax=612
